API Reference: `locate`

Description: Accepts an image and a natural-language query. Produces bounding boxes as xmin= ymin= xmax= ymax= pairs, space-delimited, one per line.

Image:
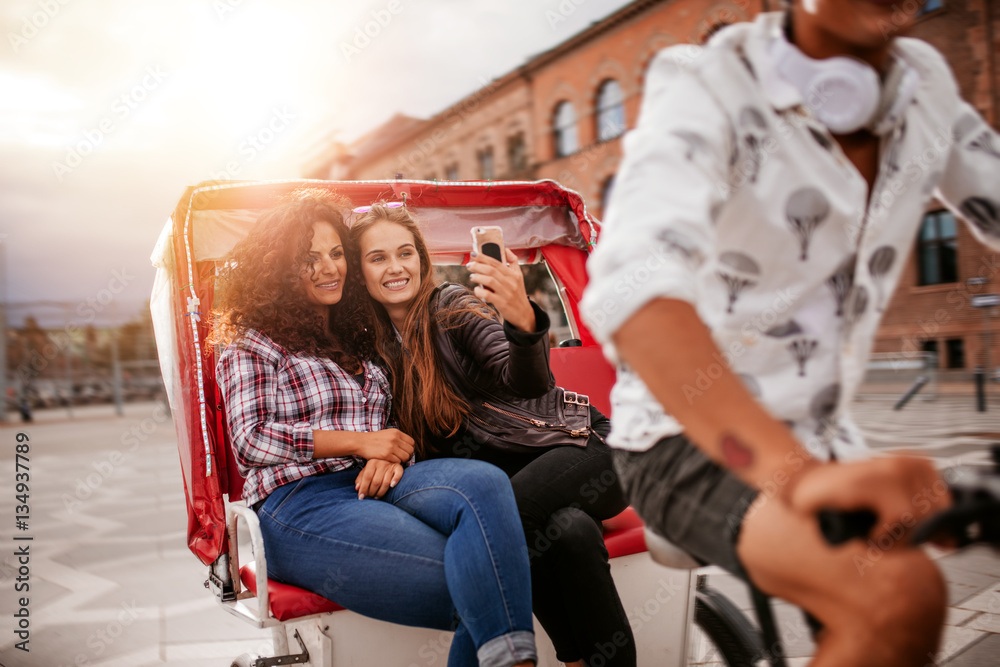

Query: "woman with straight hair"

xmin=212 ymin=191 xmax=537 ymax=667
xmin=352 ymin=202 xmax=635 ymax=667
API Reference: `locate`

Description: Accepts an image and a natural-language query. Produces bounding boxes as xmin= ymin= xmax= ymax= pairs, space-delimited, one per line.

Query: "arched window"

xmin=595 ymin=80 xmax=625 ymax=141
xmin=477 ymin=146 xmax=494 ymax=180
xmin=917 ymin=210 xmax=958 ymax=285
xmin=507 ymin=132 xmax=527 ymax=172
xmin=553 ymin=101 xmax=578 ymax=158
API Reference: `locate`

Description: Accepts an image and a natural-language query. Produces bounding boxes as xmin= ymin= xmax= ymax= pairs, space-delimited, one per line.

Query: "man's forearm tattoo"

xmin=721 ymin=433 xmax=754 ymax=469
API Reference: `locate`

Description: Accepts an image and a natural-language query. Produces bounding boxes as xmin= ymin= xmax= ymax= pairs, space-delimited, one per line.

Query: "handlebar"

xmin=817 ymin=509 xmax=878 ymax=546
xmin=819 ymin=446 xmax=1000 ymax=548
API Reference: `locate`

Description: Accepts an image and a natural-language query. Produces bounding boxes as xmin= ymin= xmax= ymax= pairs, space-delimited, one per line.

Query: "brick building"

xmin=303 ymin=0 xmax=765 ymax=211
xmin=304 ymin=0 xmax=1000 ymax=377
xmin=872 ymin=0 xmax=1000 ymax=382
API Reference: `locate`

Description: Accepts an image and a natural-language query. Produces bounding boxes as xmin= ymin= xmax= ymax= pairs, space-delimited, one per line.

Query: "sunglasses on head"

xmin=353 ymin=202 xmax=405 ymax=214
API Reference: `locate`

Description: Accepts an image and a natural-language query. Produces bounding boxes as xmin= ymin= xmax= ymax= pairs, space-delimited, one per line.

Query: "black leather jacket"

xmin=431 ymin=282 xmax=554 ymax=401
xmin=432 ymin=283 xmax=591 ymax=454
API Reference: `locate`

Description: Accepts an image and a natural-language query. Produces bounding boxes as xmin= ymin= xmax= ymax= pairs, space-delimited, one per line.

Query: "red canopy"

xmin=150 ymin=178 xmax=605 ymax=565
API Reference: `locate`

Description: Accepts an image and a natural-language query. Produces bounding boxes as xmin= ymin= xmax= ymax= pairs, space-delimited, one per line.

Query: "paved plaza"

xmin=0 ymin=395 xmax=998 ymax=667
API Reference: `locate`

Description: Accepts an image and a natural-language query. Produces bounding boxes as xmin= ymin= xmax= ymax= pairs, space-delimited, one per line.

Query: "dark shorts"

xmin=612 ymin=433 xmax=759 ymax=579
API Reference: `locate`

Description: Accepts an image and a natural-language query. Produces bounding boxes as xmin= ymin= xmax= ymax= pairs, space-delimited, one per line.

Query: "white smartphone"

xmin=471 ymin=226 xmax=505 ymax=263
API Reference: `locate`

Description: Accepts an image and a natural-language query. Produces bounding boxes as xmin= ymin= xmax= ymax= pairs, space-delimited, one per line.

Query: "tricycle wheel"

xmin=695 ymin=587 xmax=763 ymax=667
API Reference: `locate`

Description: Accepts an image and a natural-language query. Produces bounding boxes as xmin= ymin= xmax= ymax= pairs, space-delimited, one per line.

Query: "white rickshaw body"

xmin=150 ymin=178 xmax=696 ymax=667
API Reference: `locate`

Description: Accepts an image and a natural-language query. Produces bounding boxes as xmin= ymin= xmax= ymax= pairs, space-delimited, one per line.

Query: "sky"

xmin=0 ymin=0 xmax=634 ymax=328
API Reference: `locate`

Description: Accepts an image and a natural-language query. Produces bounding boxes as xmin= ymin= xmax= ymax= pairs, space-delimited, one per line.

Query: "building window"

xmin=445 ymin=163 xmax=459 ymax=181
xmin=477 ymin=146 xmax=494 ymax=180
xmin=921 ymin=339 xmax=939 ymax=367
xmin=553 ymin=101 xmax=578 ymax=158
xmin=596 ymin=80 xmax=625 ymax=142
xmin=917 ymin=210 xmax=958 ymax=285
xmin=600 ymin=175 xmax=616 ymax=215
xmin=507 ymin=132 xmax=527 ymax=173
xmin=945 ymin=338 xmax=964 ymax=369
xmin=920 ymin=0 xmax=944 ymax=15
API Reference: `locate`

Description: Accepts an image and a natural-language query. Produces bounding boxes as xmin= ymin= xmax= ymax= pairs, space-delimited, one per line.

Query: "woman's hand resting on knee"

xmin=356 ymin=459 xmax=405 ymax=500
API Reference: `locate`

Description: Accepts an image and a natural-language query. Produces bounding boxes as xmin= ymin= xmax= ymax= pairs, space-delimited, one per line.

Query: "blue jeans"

xmin=257 ymin=458 xmax=536 ymax=667
xmin=433 ymin=409 xmax=634 ymax=665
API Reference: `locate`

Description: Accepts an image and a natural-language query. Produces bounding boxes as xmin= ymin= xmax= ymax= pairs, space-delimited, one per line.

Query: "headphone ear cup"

xmin=771 ymin=35 xmax=882 ymax=134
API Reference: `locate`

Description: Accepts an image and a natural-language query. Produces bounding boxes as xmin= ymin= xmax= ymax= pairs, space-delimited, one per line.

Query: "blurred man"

xmin=582 ymin=1 xmax=1000 ymax=665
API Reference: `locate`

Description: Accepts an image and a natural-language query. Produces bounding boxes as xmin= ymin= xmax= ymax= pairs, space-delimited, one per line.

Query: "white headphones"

xmin=769 ymin=31 xmax=919 ymax=135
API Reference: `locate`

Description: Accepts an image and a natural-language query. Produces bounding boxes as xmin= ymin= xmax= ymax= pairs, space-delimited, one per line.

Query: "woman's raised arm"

xmin=438 ymin=280 xmax=554 ymax=399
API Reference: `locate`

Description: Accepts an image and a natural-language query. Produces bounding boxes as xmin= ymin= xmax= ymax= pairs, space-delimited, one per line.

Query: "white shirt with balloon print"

xmin=582 ymin=12 xmax=1000 ymax=461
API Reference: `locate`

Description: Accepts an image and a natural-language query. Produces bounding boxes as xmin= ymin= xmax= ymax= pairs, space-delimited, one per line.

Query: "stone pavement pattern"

xmin=0 ymin=396 xmax=997 ymax=666
xmin=0 ymin=403 xmax=271 ymax=667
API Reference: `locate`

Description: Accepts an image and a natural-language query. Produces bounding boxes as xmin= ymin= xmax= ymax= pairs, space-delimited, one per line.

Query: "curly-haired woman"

xmin=212 ymin=192 xmax=537 ymax=667
xmin=351 ymin=203 xmax=635 ymax=667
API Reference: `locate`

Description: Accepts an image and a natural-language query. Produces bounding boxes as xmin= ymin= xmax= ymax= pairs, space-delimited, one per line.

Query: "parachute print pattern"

xmin=580 ymin=13 xmax=1000 ymax=461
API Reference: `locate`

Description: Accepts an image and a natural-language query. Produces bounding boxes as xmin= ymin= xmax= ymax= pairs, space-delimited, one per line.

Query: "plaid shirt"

xmin=216 ymin=328 xmax=392 ymax=506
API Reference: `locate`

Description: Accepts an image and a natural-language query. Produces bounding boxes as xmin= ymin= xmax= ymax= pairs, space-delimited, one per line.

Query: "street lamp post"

xmin=971 ymin=293 xmax=999 ymax=412
xmin=63 ymin=304 xmax=74 ymax=418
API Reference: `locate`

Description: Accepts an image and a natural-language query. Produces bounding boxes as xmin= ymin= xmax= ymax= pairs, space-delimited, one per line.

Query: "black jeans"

xmin=433 ymin=408 xmax=636 ymax=666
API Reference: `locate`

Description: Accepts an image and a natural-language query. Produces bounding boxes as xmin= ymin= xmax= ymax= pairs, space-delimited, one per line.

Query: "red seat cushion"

xmin=239 ymin=508 xmax=648 ymax=622
xmin=240 ymin=561 xmax=345 ymax=621
xmin=603 ymin=507 xmax=649 ymax=559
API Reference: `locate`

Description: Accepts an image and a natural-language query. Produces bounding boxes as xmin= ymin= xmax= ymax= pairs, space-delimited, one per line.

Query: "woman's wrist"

xmin=508 ymin=300 xmax=537 ymax=333
xmin=312 ymin=429 xmax=362 ymax=459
